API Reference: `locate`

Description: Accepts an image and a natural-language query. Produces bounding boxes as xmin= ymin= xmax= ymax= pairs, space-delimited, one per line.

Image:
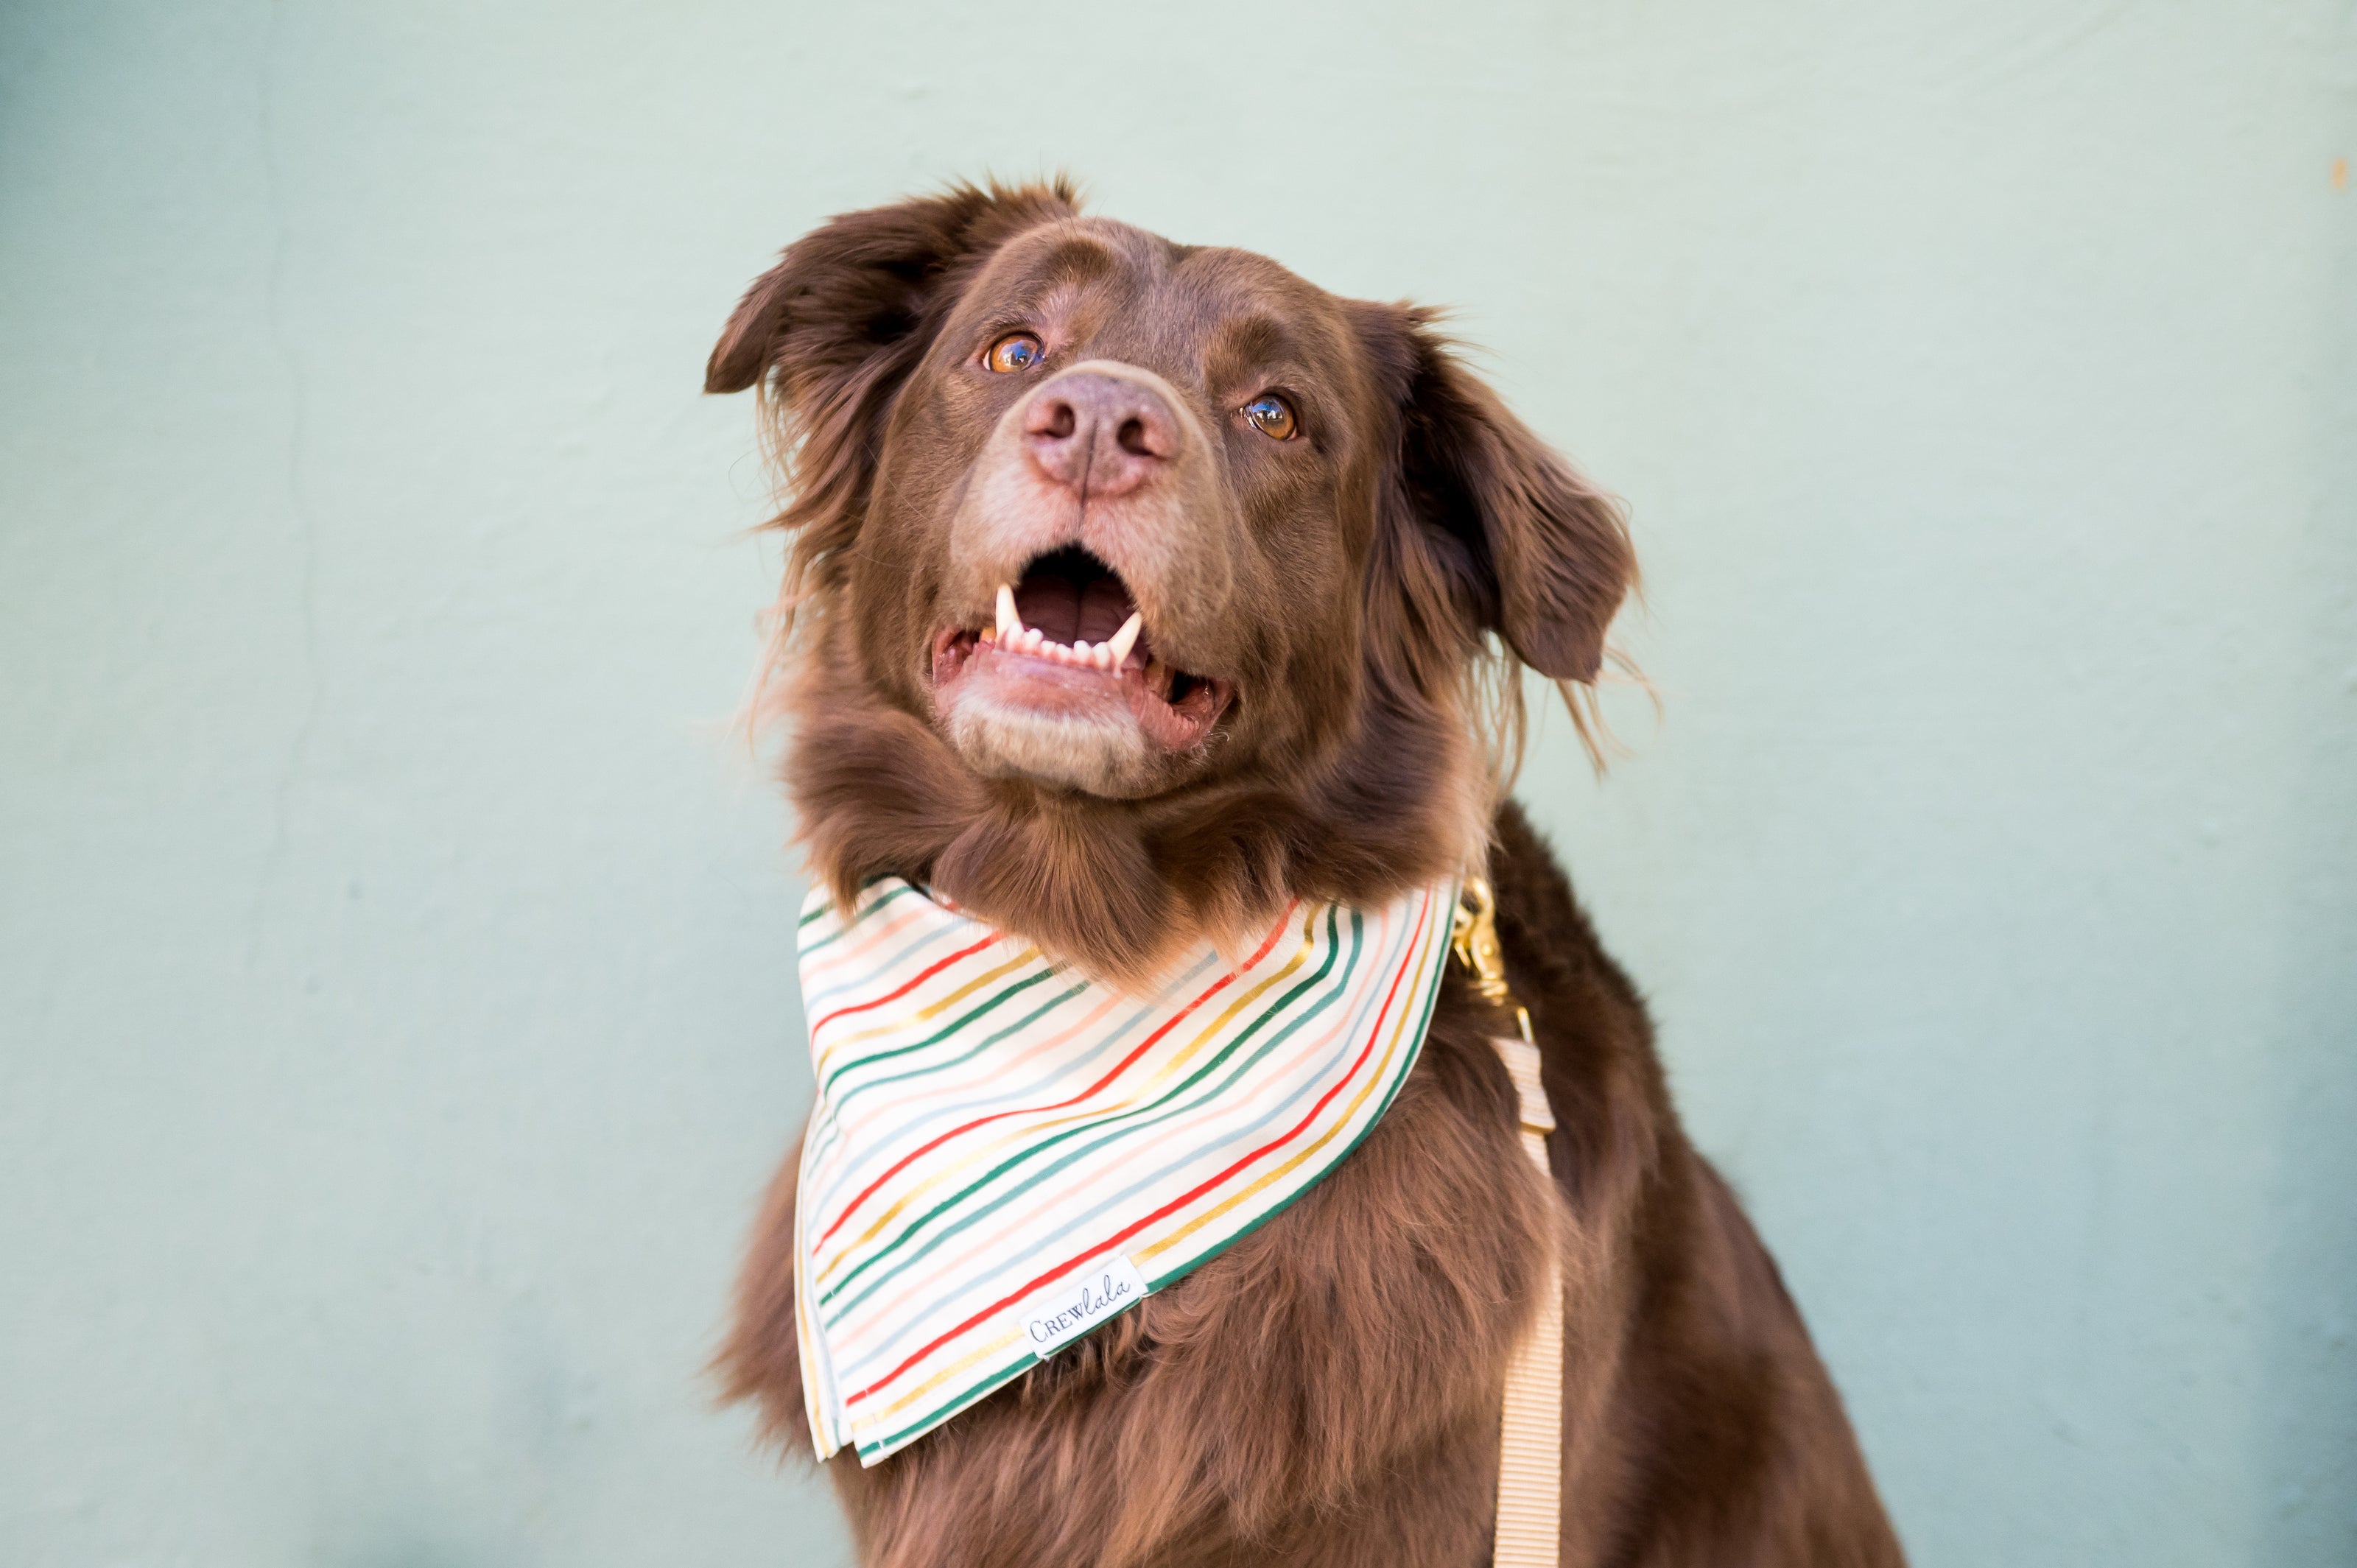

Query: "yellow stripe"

xmin=854 ymin=1323 xmax=1027 ymax=1431
xmin=1134 ymin=914 xmax=1439 ymax=1265
xmin=1123 ymin=905 xmax=1326 ymax=1100
xmin=806 ymin=991 xmax=1132 ymax=1287
xmin=812 ymin=948 xmax=1041 ymax=1076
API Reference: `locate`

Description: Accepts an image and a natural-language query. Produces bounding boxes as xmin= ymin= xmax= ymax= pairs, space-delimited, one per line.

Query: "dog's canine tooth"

xmin=996 ymin=585 xmax=1022 ymax=640
xmin=1106 ymin=612 xmax=1142 ymax=667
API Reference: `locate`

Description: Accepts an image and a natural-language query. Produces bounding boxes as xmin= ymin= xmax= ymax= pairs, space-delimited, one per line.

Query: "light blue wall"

xmin=3 ymin=3 xmax=2350 ymax=1564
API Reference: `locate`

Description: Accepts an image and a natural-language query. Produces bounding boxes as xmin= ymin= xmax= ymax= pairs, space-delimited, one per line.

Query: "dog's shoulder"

xmin=1483 ymin=799 xmax=1668 ymax=1212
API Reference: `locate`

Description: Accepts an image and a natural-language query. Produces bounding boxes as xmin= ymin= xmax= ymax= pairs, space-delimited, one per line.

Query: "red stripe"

xmin=809 ymin=935 xmax=998 ymax=1037
xmin=815 ymin=905 xmax=1297 ymax=1247
xmin=846 ymin=891 xmax=1433 ymax=1409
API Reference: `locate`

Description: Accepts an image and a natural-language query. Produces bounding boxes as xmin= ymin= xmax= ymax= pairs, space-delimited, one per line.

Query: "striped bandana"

xmin=791 ymin=874 xmax=1459 ymax=1464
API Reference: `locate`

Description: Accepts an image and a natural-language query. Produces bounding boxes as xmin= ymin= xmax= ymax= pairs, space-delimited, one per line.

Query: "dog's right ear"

xmin=704 ymin=179 xmax=1081 ymax=411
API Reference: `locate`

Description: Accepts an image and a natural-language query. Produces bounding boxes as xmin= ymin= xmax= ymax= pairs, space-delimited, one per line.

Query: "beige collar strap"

xmin=1453 ymin=881 xmax=1563 ymax=1567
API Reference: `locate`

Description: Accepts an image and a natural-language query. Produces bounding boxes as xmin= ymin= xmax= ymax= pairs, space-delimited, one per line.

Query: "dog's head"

xmin=712 ymin=180 xmax=1632 ymax=984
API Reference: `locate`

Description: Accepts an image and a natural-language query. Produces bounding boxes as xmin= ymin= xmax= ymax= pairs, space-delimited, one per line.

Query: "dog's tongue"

xmin=1013 ymin=559 xmax=1139 ymax=647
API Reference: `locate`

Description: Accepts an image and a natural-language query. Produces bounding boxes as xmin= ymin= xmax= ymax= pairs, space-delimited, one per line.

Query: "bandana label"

xmin=1016 ymin=1252 xmax=1148 ymax=1355
xmin=790 ymin=876 xmax=1457 ymax=1464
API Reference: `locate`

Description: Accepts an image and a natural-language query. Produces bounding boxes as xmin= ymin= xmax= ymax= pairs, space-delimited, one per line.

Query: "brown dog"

xmin=707 ymin=180 xmax=1904 ymax=1567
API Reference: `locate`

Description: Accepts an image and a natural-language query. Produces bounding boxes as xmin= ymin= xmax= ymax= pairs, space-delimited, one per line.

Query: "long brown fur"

xmin=710 ymin=180 xmax=1905 ymax=1566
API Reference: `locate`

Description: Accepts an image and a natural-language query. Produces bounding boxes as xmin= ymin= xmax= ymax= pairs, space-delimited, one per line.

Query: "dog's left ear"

xmin=1357 ymin=305 xmax=1634 ymax=683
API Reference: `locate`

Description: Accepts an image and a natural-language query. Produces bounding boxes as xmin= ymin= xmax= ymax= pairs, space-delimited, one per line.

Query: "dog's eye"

xmin=984 ymin=332 xmax=1044 ymax=373
xmin=1242 ymin=394 xmax=1298 ymax=441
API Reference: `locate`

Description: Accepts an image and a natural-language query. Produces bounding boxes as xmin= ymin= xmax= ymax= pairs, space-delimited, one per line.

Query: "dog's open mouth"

xmin=930 ymin=547 xmax=1235 ymax=752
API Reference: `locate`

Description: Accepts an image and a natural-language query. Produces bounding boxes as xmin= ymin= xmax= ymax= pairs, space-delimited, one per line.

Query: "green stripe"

xmin=818 ymin=905 xmax=1359 ymax=1318
xmin=802 ymin=977 xmax=1092 ymax=1175
xmin=805 ymin=973 xmax=1095 ymax=1174
xmin=813 ymin=966 xmax=1074 ymax=1106
xmin=797 ymin=882 xmax=916 ymax=957
xmin=859 ymin=1347 xmax=1042 ymax=1460
xmin=1141 ymin=905 xmax=1450 ymax=1291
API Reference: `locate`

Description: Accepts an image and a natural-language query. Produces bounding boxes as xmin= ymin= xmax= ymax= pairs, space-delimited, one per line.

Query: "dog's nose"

xmin=1022 ymin=371 xmax=1178 ymax=499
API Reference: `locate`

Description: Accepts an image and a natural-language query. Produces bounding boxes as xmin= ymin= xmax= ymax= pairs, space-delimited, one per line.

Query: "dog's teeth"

xmin=979 ymin=629 xmax=996 ymax=647
xmin=1023 ymin=627 xmax=1044 ymax=653
xmin=1106 ymin=612 xmax=1142 ymax=666
xmin=996 ymin=585 xmax=1022 ymax=640
xmin=1071 ymin=641 xmax=1092 ymax=664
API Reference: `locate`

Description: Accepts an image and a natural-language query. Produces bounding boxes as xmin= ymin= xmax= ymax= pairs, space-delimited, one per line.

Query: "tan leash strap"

xmin=1454 ymin=880 xmax=1562 ymax=1568
xmin=1492 ymin=1033 xmax=1562 ymax=1567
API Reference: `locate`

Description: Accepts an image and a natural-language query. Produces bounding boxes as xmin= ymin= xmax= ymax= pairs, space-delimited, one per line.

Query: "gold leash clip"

xmin=1451 ymin=877 xmax=1534 ymax=1045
